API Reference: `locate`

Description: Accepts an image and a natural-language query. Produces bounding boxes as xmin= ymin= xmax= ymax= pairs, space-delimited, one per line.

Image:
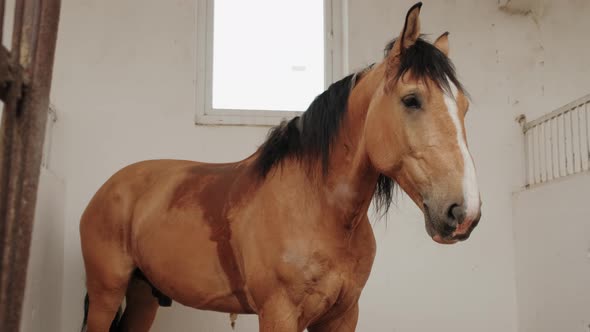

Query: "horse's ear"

xmin=434 ymin=32 xmax=450 ymax=56
xmin=388 ymin=2 xmax=422 ymax=59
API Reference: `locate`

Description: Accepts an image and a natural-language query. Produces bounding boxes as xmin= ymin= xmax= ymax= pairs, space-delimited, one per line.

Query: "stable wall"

xmin=46 ymin=0 xmax=565 ymax=331
xmin=20 ymin=169 xmax=65 ymax=332
xmin=507 ymin=1 xmax=590 ymax=331
xmin=513 ymin=174 xmax=590 ymax=332
xmin=505 ymin=0 xmax=590 ymax=121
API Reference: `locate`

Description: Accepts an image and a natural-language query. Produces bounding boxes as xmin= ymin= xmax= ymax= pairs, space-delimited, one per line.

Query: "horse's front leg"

xmin=307 ymin=302 xmax=359 ymax=332
xmin=258 ymin=316 xmax=299 ymax=332
xmin=257 ymin=294 xmax=300 ymax=332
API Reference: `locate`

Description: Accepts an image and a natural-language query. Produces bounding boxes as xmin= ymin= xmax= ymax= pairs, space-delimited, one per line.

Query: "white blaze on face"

xmin=443 ymin=82 xmax=480 ymax=222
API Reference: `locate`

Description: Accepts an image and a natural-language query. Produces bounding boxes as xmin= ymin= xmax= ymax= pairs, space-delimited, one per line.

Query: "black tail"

xmin=80 ymin=292 xmax=122 ymax=332
xmin=80 ymin=293 xmax=89 ymax=332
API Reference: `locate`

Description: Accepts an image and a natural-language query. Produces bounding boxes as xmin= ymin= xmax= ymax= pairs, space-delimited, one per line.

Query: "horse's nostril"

xmin=447 ymin=203 xmax=459 ymax=219
xmin=442 ymin=223 xmax=456 ymax=235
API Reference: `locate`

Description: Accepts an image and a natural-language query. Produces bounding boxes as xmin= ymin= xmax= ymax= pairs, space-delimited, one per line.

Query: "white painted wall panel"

xmin=513 ymin=173 xmax=590 ymax=332
xmin=20 ymin=169 xmax=65 ymax=332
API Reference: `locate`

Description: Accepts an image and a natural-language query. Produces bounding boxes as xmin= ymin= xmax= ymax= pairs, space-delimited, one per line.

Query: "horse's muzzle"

xmin=424 ymin=203 xmax=481 ymax=244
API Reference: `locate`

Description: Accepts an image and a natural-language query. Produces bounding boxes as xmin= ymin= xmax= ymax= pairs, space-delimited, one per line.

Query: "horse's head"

xmin=365 ymin=3 xmax=481 ymax=244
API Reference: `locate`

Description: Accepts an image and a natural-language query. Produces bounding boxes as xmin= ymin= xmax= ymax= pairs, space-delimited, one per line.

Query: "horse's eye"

xmin=402 ymin=95 xmax=421 ymax=109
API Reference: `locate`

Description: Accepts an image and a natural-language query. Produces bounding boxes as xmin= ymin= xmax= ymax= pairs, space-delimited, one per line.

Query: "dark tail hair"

xmin=80 ymin=292 xmax=122 ymax=332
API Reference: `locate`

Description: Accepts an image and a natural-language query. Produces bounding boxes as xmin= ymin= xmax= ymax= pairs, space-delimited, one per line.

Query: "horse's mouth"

xmin=424 ymin=210 xmax=476 ymax=245
xmin=425 ymin=220 xmax=475 ymax=244
xmin=425 ymin=221 xmax=456 ymax=244
xmin=432 ymin=234 xmax=459 ymax=244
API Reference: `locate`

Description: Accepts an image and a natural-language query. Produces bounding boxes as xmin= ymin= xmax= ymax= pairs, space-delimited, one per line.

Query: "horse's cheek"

xmin=365 ymin=113 xmax=403 ymax=173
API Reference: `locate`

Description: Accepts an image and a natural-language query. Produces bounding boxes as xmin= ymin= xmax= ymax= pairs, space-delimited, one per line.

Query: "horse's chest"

xmin=268 ymin=246 xmax=371 ymax=321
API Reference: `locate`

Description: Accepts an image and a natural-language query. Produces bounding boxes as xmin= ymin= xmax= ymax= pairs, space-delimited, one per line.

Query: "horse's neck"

xmin=320 ymin=65 xmax=384 ymax=229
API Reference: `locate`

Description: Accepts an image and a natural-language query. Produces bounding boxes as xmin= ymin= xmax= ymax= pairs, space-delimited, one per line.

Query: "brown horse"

xmin=79 ymin=3 xmax=481 ymax=331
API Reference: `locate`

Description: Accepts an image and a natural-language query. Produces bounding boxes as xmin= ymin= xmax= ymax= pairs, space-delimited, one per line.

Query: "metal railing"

xmin=519 ymin=94 xmax=590 ymax=187
xmin=0 ymin=0 xmax=61 ymax=330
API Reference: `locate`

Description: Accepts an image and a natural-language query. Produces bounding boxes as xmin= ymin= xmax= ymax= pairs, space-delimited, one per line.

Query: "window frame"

xmin=195 ymin=0 xmax=344 ymax=126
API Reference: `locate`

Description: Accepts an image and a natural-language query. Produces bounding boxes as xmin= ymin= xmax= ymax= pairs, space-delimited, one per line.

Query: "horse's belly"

xmin=132 ymin=215 xmax=253 ymax=313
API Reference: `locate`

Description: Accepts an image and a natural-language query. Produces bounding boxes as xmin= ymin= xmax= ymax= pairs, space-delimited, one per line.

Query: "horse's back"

xmin=81 ymin=160 xmax=195 ymax=223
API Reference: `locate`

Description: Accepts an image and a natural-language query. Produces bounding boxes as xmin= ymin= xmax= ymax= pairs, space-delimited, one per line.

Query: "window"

xmin=196 ymin=0 xmax=343 ymax=126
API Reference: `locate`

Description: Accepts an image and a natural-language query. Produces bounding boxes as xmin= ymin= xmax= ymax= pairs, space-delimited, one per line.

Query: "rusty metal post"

xmin=0 ymin=0 xmax=61 ymax=330
xmin=0 ymin=0 xmax=5 ymax=46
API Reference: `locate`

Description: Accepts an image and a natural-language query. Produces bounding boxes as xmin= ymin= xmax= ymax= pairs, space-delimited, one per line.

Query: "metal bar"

xmin=551 ymin=119 xmax=557 ymax=179
xmin=0 ymin=45 xmax=15 ymax=100
xmin=581 ymin=105 xmax=589 ymax=171
xmin=523 ymin=130 xmax=530 ymax=186
xmin=0 ymin=0 xmax=27 ymax=200
xmin=541 ymin=122 xmax=549 ymax=182
xmin=0 ymin=0 xmax=5 ymax=45
xmin=562 ymin=113 xmax=570 ymax=176
xmin=516 ymin=114 xmax=529 ymax=186
xmin=545 ymin=121 xmax=554 ymax=181
xmin=0 ymin=0 xmax=27 ymax=259
xmin=558 ymin=114 xmax=564 ymax=177
xmin=535 ymin=127 xmax=539 ymax=184
xmin=12 ymin=0 xmax=25 ymax=61
xmin=578 ymin=107 xmax=585 ymax=171
xmin=531 ymin=129 xmax=536 ymax=184
xmin=571 ymin=109 xmax=576 ymax=174
xmin=587 ymin=103 xmax=590 ymax=167
xmin=0 ymin=0 xmax=61 ymax=330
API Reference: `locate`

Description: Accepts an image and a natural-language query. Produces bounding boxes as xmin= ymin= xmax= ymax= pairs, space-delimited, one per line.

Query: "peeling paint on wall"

xmin=498 ymin=0 xmax=545 ymax=22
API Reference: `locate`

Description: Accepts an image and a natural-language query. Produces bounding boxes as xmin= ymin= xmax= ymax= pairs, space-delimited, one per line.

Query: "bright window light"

xmin=212 ymin=0 xmax=325 ymax=112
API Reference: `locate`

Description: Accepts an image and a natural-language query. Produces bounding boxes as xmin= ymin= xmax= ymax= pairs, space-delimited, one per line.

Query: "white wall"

xmin=20 ymin=169 xmax=65 ymax=332
xmin=46 ymin=0 xmax=590 ymax=331
xmin=508 ymin=2 xmax=590 ymax=331
xmin=513 ymin=173 xmax=590 ymax=332
xmin=507 ymin=0 xmax=590 ymax=122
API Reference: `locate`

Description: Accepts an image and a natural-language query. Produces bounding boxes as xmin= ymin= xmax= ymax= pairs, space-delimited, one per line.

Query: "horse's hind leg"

xmin=82 ymin=230 xmax=134 ymax=332
xmin=118 ymin=277 xmax=159 ymax=332
xmin=86 ymin=270 xmax=130 ymax=332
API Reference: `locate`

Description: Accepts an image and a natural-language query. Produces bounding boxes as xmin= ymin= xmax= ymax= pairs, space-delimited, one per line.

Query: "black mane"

xmin=384 ymin=36 xmax=466 ymax=95
xmin=253 ymin=73 xmax=354 ymax=178
xmin=253 ymin=36 xmax=464 ymax=214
